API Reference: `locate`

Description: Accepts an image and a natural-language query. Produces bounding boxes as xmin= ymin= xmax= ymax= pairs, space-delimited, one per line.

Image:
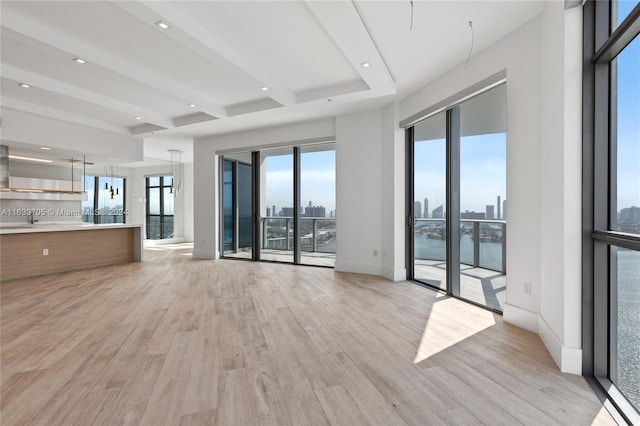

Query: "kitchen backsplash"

xmin=0 ymin=199 xmax=82 ymax=223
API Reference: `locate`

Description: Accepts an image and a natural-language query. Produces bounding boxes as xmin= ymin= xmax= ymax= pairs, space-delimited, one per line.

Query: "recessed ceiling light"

xmin=361 ymin=62 xmax=371 ymax=68
xmin=134 ymin=116 xmax=142 ymax=120
xmin=18 ymin=83 xmax=31 ymax=88
xmin=73 ymin=57 xmax=87 ymax=64
xmin=9 ymin=155 xmax=53 ymax=163
xmin=188 ymin=103 xmax=196 ymax=108
xmin=260 ymin=86 xmax=269 ymax=91
xmin=155 ymin=21 xmax=170 ymax=30
xmin=109 ymin=157 xmax=119 ymax=161
xmin=40 ymin=146 xmax=52 ymax=151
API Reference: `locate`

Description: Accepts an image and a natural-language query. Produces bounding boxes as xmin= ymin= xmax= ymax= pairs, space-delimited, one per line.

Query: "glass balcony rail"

xmin=261 ymin=217 xmax=336 ymax=254
xmin=414 ymin=218 xmax=506 ymax=274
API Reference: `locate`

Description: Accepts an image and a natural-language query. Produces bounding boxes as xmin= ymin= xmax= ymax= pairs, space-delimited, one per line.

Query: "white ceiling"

xmin=0 ymin=0 xmax=545 ymax=166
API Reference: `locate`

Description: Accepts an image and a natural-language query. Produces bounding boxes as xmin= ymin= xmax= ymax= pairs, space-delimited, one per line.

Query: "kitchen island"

xmin=0 ymin=223 xmax=143 ymax=281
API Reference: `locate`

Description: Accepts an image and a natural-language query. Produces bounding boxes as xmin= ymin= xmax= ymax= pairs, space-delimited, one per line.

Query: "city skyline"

xmin=414 ymin=195 xmax=507 ymax=220
xmin=264 ymin=150 xmax=336 ymax=214
xmin=414 ymin=133 xmax=507 ymax=214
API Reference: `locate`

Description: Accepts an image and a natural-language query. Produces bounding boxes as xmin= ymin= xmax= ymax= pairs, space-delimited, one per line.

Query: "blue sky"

xmin=414 ymin=133 xmax=506 ymax=216
xmin=616 ymin=1 xmax=640 ymax=211
xmin=265 ymin=150 xmax=336 ymax=215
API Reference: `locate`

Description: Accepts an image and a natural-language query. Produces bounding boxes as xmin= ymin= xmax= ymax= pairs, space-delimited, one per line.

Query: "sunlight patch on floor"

xmin=144 ymin=243 xmax=194 ymax=251
xmin=414 ymin=297 xmax=496 ymax=363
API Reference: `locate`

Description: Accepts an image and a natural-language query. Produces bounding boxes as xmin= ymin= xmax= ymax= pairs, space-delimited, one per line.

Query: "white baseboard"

xmin=504 ymin=304 xmax=582 ymax=375
xmin=537 ymin=315 xmax=582 ymax=375
xmin=144 ymin=237 xmax=186 ymax=246
xmin=192 ymin=249 xmax=216 ymax=260
xmin=335 ymin=260 xmax=381 ymax=276
xmin=381 ymin=265 xmax=407 ymax=281
xmin=503 ymin=303 xmax=538 ymax=333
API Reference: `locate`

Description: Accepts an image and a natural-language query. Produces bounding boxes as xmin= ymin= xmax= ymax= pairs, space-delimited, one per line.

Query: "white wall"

xmin=192 ymin=141 xmax=217 ymax=259
xmin=538 ymin=1 xmax=583 ymax=374
xmin=335 ymin=111 xmax=383 ymax=275
xmin=183 ymin=163 xmax=194 ymax=242
xmin=380 ymin=102 xmax=406 ymax=281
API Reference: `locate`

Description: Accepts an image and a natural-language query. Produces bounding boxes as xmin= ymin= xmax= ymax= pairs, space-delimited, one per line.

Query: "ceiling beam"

xmin=304 ymin=1 xmax=396 ymax=97
xmin=1 ymin=7 xmax=227 ymax=119
xmin=117 ymin=1 xmax=296 ymax=107
xmin=2 ymin=64 xmax=174 ymax=129
xmin=1 ymin=97 xmax=129 ymax=135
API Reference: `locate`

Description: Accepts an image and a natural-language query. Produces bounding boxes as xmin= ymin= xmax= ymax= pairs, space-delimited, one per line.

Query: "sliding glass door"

xmin=221 ymin=152 xmax=253 ymax=258
xmin=300 ymin=144 xmax=336 ymax=267
xmin=411 ymin=111 xmax=447 ymax=290
xmin=457 ymin=85 xmax=507 ymax=311
xmin=407 ymin=83 xmax=507 ymax=312
xmin=221 ymin=144 xmax=336 ymax=268
xmin=260 ymin=148 xmax=294 ymax=263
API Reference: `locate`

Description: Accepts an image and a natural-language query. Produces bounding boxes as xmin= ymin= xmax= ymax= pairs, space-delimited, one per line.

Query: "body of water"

xmin=616 ymin=249 xmax=640 ymax=409
xmin=414 ymin=234 xmax=503 ymax=272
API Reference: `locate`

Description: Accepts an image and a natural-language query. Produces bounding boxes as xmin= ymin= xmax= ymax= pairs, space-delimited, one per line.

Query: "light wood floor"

xmin=1 ymin=243 xmax=615 ymax=425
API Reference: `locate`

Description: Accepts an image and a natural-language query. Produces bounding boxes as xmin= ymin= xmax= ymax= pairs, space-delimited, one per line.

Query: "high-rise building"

xmin=423 ymin=198 xmax=429 ymax=218
xmin=272 ymin=205 xmax=276 ymax=217
xmin=503 ymin=200 xmax=507 ymax=221
xmin=414 ymin=201 xmax=422 ymax=218
xmin=266 ymin=207 xmax=271 ymax=217
xmin=432 ymin=204 xmax=444 ymax=219
xmin=281 ymin=207 xmax=295 ymax=217
xmin=497 ymin=196 xmax=501 ymax=219
xmin=304 ymin=205 xmax=326 ymax=217
xmin=486 ymin=205 xmax=495 ymax=220
xmin=461 ymin=211 xmax=486 ymax=219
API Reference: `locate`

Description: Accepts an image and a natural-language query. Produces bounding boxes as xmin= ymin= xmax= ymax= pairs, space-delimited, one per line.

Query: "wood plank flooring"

xmin=1 ymin=243 xmax=615 ymax=425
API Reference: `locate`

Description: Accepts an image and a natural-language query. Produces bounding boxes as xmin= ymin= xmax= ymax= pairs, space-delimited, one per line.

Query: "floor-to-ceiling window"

xmin=584 ymin=1 xmax=639 ymax=421
xmin=457 ymin=86 xmax=507 ymax=311
xmin=300 ymin=143 xmax=336 ymax=267
xmin=260 ymin=147 xmax=294 ymax=263
xmin=411 ymin=111 xmax=448 ymax=290
xmin=221 ymin=153 xmax=253 ymax=258
xmin=81 ymin=175 xmax=126 ymax=224
xmin=407 ymin=82 xmax=507 ymax=312
xmin=146 ymin=176 xmax=174 ymax=240
xmin=220 ymin=143 xmax=336 ymax=267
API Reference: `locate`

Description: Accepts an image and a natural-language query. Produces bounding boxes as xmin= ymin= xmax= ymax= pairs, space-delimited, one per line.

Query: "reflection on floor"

xmin=415 ymin=260 xmax=506 ymax=311
xmin=224 ymin=249 xmax=335 ymax=267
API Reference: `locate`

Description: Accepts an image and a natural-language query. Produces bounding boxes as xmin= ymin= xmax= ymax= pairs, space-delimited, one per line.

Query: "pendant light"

xmin=169 ymin=149 xmax=184 ymax=198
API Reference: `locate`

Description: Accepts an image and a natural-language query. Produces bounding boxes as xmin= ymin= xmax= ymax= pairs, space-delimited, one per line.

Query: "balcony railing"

xmin=414 ymin=218 xmax=506 ymax=274
xmin=261 ymin=217 xmax=336 ymax=253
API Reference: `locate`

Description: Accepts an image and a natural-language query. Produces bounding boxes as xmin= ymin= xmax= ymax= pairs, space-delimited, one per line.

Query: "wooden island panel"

xmin=1 ymin=228 xmax=135 ymax=281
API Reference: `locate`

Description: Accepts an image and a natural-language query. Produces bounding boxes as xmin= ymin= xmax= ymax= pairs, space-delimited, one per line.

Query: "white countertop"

xmin=0 ymin=222 xmax=143 ymax=235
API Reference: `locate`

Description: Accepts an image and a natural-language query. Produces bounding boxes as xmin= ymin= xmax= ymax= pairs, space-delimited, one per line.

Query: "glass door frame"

xmin=219 ymin=145 xmax=335 ymax=268
xmin=405 ymin=110 xmax=462 ymax=298
xmin=406 ymin=85 xmax=505 ymax=314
